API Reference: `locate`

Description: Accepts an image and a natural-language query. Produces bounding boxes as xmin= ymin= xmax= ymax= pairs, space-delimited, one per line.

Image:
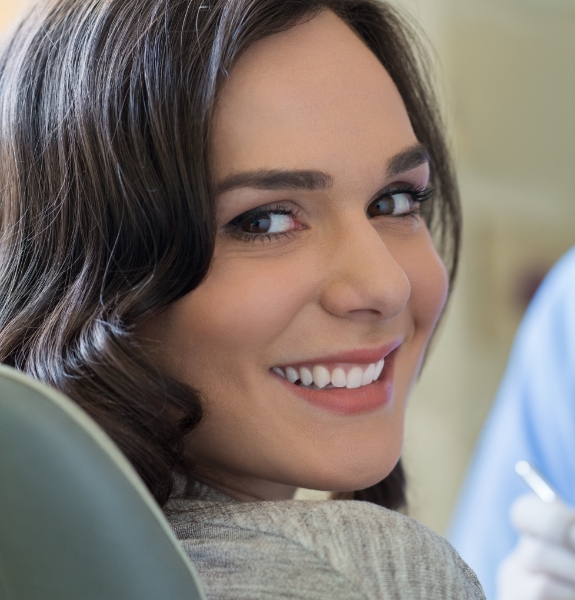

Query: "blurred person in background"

xmin=449 ymin=246 xmax=575 ymax=600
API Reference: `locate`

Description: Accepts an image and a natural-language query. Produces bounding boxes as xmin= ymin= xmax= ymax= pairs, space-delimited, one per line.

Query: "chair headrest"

xmin=0 ymin=364 xmax=205 ymax=600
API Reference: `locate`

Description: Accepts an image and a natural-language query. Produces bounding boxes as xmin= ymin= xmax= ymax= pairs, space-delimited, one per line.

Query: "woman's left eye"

xmin=367 ymin=188 xmax=433 ymax=218
xmin=367 ymin=192 xmax=419 ymax=217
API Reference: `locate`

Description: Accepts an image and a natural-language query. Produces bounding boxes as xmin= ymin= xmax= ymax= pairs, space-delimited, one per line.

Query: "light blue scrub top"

xmin=448 ymin=245 xmax=575 ymax=600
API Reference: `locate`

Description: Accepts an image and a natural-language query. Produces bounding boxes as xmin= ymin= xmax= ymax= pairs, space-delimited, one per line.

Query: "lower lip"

xmin=271 ymin=351 xmax=396 ymax=415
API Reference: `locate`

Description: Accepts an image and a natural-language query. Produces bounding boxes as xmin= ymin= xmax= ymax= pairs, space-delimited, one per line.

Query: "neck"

xmin=191 ymin=467 xmax=299 ymax=502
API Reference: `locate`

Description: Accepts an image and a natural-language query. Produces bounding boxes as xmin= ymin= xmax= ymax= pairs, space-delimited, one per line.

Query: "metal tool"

xmin=515 ymin=460 xmax=560 ymax=503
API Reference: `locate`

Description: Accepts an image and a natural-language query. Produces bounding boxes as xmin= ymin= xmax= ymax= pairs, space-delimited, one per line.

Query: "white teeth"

xmin=286 ymin=366 xmax=299 ymax=383
xmin=299 ymin=366 xmax=313 ymax=386
xmin=374 ymin=359 xmax=384 ymax=380
xmin=273 ymin=359 xmax=386 ymax=389
xmin=361 ymin=363 xmax=376 ymax=386
xmin=331 ymin=367 xmax=346 ymax=388
xmin=312 ymin=365 xmax=331 ymax=389
xmin=346 ymin=366 xmax=364 ymax=389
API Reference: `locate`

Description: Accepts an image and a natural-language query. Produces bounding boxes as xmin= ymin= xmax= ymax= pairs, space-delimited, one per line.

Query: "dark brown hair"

xmin=0 ymin=0 xmax=460 ymax=509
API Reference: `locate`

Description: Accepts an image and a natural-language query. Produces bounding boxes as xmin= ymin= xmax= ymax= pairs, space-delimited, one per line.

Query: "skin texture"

xmin=139 ymin=10 xmax=448 ymax=501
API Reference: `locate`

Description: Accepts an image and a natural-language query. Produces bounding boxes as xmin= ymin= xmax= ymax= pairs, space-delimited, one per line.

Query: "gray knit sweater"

xmin=164 ymin=481 xmax=485 ymax=600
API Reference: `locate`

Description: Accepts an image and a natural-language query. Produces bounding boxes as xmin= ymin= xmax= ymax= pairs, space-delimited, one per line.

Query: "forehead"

xmin=211 ymin=9 xmax=418 ymax=185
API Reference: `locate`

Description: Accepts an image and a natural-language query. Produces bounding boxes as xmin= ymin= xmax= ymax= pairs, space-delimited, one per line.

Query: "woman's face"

xmin=140 ymin=10 xmax=448 ymax=501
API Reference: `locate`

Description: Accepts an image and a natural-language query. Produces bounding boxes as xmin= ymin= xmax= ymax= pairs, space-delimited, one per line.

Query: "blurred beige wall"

xmin=1 ymin=0 xmax=574 ymax=534
xmin=0 ymin=0 xmax=27 ymax=31
xmin=397 ymin=0 xmax=575 ymax=533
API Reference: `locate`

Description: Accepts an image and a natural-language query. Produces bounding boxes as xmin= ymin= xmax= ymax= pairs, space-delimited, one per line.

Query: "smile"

xmin=270 ymin=344 xmax=400 ymax=415
xmin=272 ymin=360 xmax=384 ymax=390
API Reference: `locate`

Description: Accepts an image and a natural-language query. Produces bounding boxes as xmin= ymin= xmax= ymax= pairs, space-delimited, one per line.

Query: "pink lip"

xmin=271 ymin=347 xmax=400 ymax=415
xmin=274 ymin=340 xmax=402 ymax=368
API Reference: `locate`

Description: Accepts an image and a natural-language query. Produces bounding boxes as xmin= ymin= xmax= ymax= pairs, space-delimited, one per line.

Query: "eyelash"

xmin=387 ymin=185 xmax=435 ymax=204
xmin=225 ymin=185 xmax=435 ymax=244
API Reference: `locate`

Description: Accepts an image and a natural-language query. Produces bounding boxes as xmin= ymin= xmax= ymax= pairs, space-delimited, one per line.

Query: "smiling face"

xmin=138 ymin=9 xmax=448 ymax=501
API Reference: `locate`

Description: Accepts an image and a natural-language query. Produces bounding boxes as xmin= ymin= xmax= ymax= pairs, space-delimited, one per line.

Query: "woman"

xmin=0 ymin=0 xmax=481 ymax=597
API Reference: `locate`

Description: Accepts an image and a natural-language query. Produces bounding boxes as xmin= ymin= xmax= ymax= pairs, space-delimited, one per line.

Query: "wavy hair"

xmin=0 ymin=0 xmax=460 ymax=509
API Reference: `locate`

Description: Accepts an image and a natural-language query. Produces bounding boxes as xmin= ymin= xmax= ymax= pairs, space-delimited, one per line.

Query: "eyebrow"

xmin=215 ymin=143 xmax=429 ymax=195
xmin=216 ymin=169 xmax=333 ymax=195
xmin=385 ymin=143 xmax=430 ymax=179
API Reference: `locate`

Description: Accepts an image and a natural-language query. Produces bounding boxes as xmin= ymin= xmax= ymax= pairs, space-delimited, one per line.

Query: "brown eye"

xmin=367 ymin=193 xmax=415 ymax=218
xmin=241 ymin=216 xmax=272 ymax=234
xmin=367 ymin=197 xmax=395 ymax=217
xmin=237 ymin=212 xmax=295 ymax=234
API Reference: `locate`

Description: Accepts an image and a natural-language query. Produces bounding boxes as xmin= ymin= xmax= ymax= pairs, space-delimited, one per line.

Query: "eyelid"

xmin=371 ymin=184 xmax=435 ymax=205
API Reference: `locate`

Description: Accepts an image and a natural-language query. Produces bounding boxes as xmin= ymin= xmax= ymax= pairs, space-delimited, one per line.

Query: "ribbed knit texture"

xmin=165 ymin=481 xmax=485 ymax=600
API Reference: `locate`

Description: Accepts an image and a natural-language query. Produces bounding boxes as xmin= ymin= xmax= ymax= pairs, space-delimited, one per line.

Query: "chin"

xmin=298 ymin=453 xmax=401 ymax=494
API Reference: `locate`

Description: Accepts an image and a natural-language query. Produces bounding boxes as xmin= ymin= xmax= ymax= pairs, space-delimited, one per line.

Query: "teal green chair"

xmin=0 ymin=364 xmax=206 ymax=600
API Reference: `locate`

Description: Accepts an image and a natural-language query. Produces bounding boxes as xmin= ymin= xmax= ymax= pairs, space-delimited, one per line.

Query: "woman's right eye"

xmin=225 ymin=204 xmax=303 ymax=243
xmin=237 ymin=212 xmax=295 ymax=235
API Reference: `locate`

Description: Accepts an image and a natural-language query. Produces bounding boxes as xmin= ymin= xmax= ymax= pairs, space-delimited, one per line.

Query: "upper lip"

xmin=274 ymin=340 xmax=402 ymax=368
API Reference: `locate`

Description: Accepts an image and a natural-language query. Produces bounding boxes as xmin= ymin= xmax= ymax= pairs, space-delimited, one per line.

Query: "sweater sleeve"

xmin=167 ymin=497 xmax=485 ymax=600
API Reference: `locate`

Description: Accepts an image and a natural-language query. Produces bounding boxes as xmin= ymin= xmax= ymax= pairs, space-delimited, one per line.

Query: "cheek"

xmin=173 ymin=253 xmax=312 ymax=361
xmin=402 ymin=232 xmax=449 ymax=335
xmin=381 ymin=231 xmax=447 ymax=407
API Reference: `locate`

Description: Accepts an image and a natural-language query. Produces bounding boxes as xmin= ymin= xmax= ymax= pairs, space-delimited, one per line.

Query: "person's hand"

xmin=497 ymin=493 xmax=575 ymax=600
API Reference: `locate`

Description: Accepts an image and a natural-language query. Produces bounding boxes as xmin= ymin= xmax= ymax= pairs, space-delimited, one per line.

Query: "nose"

xmin=318 ymin=217 xmax=411 ymax=322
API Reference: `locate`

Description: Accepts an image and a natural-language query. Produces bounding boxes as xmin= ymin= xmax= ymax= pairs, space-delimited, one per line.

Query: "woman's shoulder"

xmin=166 ymin=496 xmax=485 ymax=599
